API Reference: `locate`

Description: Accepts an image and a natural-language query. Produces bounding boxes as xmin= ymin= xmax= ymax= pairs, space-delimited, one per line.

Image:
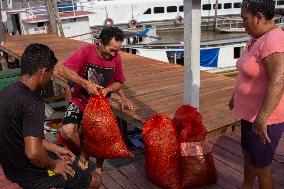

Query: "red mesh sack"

xmin=142 ymin=114 xmax=181 ymax=189
xmin=173 ymin=105 xmax=217 ymax=188
xmin=82 ymin=94 xmax=133 ymax=159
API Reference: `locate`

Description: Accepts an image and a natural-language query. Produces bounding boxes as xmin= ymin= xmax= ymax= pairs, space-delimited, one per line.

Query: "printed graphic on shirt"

xmin=83 ymin=64 xmax=115 ymax=88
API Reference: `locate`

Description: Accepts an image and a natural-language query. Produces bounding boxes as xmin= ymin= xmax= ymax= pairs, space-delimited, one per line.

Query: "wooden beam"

xmin=183 ymin=0 xmax=201 ymax=108
xmin=0 ymin=6 xmax=4 ymax=45
xmin=214 ymin=0 xmax=219 ymax=31
xmin=52 ymin=0 xmax=65 ymax=37
xmin=46 ymin=0 xmax=58 ymax=35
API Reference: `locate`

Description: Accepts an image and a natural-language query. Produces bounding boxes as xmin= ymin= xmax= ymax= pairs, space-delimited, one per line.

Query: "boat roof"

xmin=123 ymin=36 xmax=249 ymax=49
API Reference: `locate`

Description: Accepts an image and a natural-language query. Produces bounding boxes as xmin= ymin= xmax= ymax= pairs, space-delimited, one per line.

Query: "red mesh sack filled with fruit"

xmin=173 ymin=105 xmax=217 ymax=188
xmin=142 ymin=114 xmax=181 ymax=189
xmin=82 ymin=93 xmax=133 ymax=159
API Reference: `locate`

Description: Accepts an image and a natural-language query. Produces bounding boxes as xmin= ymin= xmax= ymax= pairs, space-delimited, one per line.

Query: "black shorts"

xmin=63 ymin=103 xmax=83 ymax=126
xmin=19 ymin=156 xmax=92 ymax=189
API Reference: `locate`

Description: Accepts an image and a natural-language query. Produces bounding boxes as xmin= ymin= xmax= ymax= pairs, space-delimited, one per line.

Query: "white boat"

xmin=2 ymin=2 xmax=94 ymax=42
xmin=76 ymin=0 xmax=284 ymax=28
xmin=122 ymin=36 xmax=248 ymax=71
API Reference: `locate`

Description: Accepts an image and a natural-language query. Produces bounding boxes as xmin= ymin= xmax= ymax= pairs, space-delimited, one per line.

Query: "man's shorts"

xmin=241 ymin=119 xmax=284 ymax=167
xmin=63 ymin=103 xmax=83 ymax=126
xmin=19 ymin=156 xmax=92 ymax=189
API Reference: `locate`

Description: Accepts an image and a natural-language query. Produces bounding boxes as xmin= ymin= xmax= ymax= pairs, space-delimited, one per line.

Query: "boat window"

xmin=154 ymin=7 xmax=165 ymax=14
xmin=143 ymin=8 xmax=151 ymax=14
xmin=234 ymin=2 xmax=241 ymax=8
xmin=37 ymin=22 xmax=44 ymax=27
xmin=167 ymin=6 xmax=177 ymax=13
xmin=278 ymin=0 xmax=284 ymax=5
xmin=224 ymin=3 xmax=232 ymax=9
xmin=213 ymin=3 xmax=222 ymax=9
xmin=234 ymin=47 xmax=243 ymax=59
xmin=202 ymin=4 xmax=211 ymax=10
xmin=179 ymin=6 xmax=184 ymax=12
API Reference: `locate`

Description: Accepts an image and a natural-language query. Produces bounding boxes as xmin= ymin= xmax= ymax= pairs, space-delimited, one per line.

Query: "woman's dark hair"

xmin=99 ymin=26 xmax=124 ymax=46
xmin=242 ymin=0 xmax=275 ymax=20
xmin=21 ymin=43 xmax=57 ymax=76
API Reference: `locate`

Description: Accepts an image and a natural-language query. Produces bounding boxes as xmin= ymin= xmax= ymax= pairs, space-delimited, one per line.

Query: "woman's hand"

xmin=252 ymin=116 xmax=271 ymax=144
xmin=228 ymin=93 xmax=235 ymax=111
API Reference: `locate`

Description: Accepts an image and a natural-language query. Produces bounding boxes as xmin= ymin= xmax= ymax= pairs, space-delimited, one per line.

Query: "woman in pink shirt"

xmin=229 ymin=0 xmax=284 ymax=188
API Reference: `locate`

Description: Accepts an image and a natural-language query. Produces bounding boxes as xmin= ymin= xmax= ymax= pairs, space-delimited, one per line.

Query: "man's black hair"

xmin=99 ymin=26 xmax=124 ymax=46
xmin=21 ymin=43 xmax=57 ymax=76
xmin=242 ymin=0 xmax=275 ymax=20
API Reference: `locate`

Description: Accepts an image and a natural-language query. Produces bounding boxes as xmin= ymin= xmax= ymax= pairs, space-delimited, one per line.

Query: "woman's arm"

xmin=253 ymin=52 xmax=284 ymax=143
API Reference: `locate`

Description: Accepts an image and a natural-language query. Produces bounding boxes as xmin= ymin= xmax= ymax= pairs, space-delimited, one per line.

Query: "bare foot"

xmin=88 ymin=172 xmax=102 ymax=189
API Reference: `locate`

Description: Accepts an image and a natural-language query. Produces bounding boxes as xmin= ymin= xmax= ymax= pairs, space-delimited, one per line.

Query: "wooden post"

xmin=52 ymin=0 xmax=65 ymax=37
xmin=46 ymin=0 xmax=58 ymax=35
xmin=183 ymin=0 xmax=201 ymax=109
xmin=213 ymin=0 xmax=219 ymax=31
xmin=0 ymin=6 xmax=5 ymax=45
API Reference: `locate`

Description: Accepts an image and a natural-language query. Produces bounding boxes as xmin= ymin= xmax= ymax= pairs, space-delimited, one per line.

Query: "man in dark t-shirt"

xmin=0 ymin=44 xmax=100 ymax=189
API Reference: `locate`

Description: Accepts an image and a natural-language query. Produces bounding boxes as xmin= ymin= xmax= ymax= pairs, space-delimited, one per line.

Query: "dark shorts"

xmin=63 ymin=103 xmax=83 ymax=126
xmin=19 ymin=153 xmax=92 ymax=189
xmin=241 ymin=119 xmax=284 ymax=167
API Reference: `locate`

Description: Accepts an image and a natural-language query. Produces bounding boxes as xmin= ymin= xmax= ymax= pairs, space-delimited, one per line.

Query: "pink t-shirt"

xmin=64 ymin=44 xmax=126 ymax=110
xmin=233 ymin=27 xmax=284 ymax=125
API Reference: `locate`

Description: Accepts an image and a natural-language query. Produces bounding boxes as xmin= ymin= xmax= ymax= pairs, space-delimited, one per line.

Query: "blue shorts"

xmin=241 ymin=119 xmax=284 ymax=167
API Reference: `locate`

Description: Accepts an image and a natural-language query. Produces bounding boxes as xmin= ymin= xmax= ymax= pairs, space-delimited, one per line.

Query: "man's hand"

xmin=54 ymin=146 xmax=75 ymax=162
xmin=121 ymin=98 xmax=135 ymax=110
xmin=52 ymin=159 xmax=75 ymax=180
xmin=101 ymin=87 xmax=110 ymax=97
xmin=85 ymin=81 xmax=103 ymax=96
xmin=252 ymin=116 xmax=271 ymax=144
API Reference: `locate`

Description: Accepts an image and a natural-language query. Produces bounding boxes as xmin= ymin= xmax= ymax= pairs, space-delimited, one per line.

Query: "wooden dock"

xmin=2 ymin=34 xmax=283 ymax=189
xmin=1 ymin=127 xmax=284 ymax=189
xmin=0 ymin=34 xmax=239 ymax=138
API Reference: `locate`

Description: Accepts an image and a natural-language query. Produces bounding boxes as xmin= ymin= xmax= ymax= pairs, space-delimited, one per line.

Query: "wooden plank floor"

xmin=0 ymin=34 xmax=239 ymax=135
xmin=1 ymin=128 xmax=284 ymax=188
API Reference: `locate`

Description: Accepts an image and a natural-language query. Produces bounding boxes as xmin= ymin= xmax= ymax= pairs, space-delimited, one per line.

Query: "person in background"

xmin=229 ymin=0 xmax=284 ymax=188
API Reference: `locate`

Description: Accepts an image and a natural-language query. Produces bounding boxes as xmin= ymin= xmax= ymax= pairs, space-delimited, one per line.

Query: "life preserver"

xmin=104 ymin=18 xmax=114 ymax=26
xmin=175 ymin=15 xmax=184 ymax=24
xmin=128 ymin=19 xmax=137 ymax=28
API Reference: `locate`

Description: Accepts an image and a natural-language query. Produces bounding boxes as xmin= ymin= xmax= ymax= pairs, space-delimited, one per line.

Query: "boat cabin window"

xmin=37 ymin=22 xmax=45 ymax=27
xmin=179 ymin=6 xmax=184 ymax=12
xmin=144 ymin=8 xmax=151 ymax=15
xmin=154 ymin=7 xmax=165 ymax=14
xmin=234 ymin=47 xmax=243 ymax=59
xmin=224 ymin=3 xmax=232 ymax=9
xmin=277 ymin=0 xmax=284 ymax=5
xmin=213 ymin=3 xmax=222 ymax=9
xmin=234 ymin=2 xmax=241 ymax=8
xmin=202 ymin=4 xmax=211 ymax=10
xmin=167 ymin=6 xmax=177 ymax=13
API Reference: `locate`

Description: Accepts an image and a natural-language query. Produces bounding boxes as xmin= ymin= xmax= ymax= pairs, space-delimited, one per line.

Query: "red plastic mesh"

xmin=173 ymin=105 xmax=206 ymax=142
xmin=173 ymin=105 xmax=217 ymax=188
xmin=142 ymin=114 xmax=181 ymax=189
xmin=82 ymin=94 xmax=133 ymax=159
